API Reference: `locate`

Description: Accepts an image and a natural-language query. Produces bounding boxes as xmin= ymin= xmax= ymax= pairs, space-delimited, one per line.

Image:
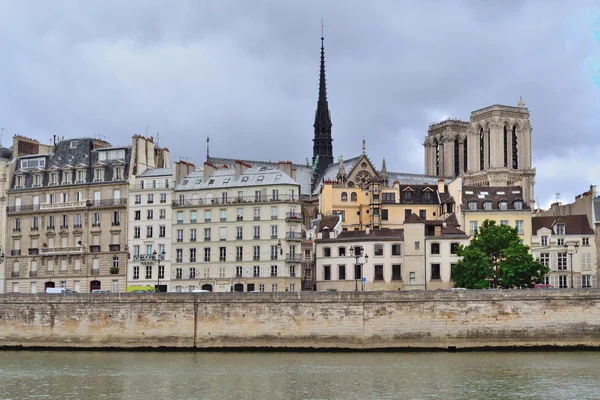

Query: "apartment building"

xmin=171 ymin=160 xmax=303 ymax=292
xmin=314 ymin=213 xmax=468 ymax=291
xmin=5 ymin=137 xmax=130 ymax=293
xmin=0 ymin=145 xmax=13 ymax=293
xmin=127 ymin=161 xmax=194 ymax=292
xmin=532 ymin=215 xmax=597 ymax=288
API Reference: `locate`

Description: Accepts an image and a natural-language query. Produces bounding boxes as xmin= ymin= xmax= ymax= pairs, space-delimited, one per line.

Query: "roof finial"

xmin=518 ymin=96 xmax=525 ymax=108
xmin=321 ymin=19 xmax=324 ymax=40
xmin=362 ymin=139 xmax=366 ymax=155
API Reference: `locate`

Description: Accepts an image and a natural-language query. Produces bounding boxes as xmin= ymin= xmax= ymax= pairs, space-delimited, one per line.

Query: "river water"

xmin=1 ymin=351 xmax=599 ymax=399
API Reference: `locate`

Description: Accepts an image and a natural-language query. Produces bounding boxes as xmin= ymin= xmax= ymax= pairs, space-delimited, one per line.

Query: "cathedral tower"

xmin=312 ymin=33 xmax=334 ymax=179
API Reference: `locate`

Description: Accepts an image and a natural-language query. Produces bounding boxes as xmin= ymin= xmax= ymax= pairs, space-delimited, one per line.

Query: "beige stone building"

xmin=424 ymin=98 xmax=536 ymax=207
xmin=314 ymin=213 xmax=468 ymax=291
xmin=5 ymin=135 xmax=168 ymax=293
xmin=171 ymin=160 xmax=304 ymax=292
xmin=0 ymin=144 xmax=13 ymax=293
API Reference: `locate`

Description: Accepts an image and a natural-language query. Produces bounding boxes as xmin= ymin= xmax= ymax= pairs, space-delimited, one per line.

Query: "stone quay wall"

xmin=2 ymin=290 xmax=600 ymax=350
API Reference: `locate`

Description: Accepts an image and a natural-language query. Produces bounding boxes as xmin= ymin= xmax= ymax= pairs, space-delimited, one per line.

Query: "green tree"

xmin=452 ymin=219 xmax=549 ymax=289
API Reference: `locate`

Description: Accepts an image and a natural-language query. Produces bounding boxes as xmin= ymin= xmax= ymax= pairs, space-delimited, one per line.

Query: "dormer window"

xmin=49 ymin=173 xmax=57 ymax=186
xmin=113 ymin=167 xmax=123 ymax=180
xmin=468 ymin=201 xmax=477 ymax=210
xmin=77 ymin=169 xmax=86 ymax=184
xmin=33 ymin=174 xmax=41 ymax=187
xmin=483 ymin=201 xmax=492 ymax=210
xmin=423 ymin=191 xmax=432 ymax=202
xmin=498 ymin=201 xmax=508 ymax=210
xmin=70 ymin=140 xmax=78 ymax=149
xmin=16 ymin=175 xmax=23 ymax=189
xmin=556 ymin=223 xmax=565 ymax=235
xmin=257 ymin=176 xmax=264 ymax=181
xmin=403 ymin=191 xmax=413 ymax=203
xmin=94 ymin=168 xmax=104 ymax=182
xmin=514 ymin=201 xmax=523 ymax=210
xmin=208 ymin=179 xmax=215 ymax=186
xmin=62 ymin=171 xmax=71 ymax=184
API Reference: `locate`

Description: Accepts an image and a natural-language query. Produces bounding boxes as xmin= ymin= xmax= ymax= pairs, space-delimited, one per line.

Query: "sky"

xmin=0 ymin=0 xmax=599 ymax=209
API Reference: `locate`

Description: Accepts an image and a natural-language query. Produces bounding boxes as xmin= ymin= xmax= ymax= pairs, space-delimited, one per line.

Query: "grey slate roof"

xmin=139 ymin=168 xmax=172 ymax=177
xmin=175 ymin=165 xmax=300 ymax=191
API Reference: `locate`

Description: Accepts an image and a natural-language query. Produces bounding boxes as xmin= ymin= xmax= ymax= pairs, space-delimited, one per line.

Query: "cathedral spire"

xmin=312 ymin=23 xmax=334 ymax=182
xmin=381 ymin=158 xmax=389 ymax=187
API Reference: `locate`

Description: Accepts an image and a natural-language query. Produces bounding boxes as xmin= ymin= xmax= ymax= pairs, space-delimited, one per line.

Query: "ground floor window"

xmin=582 ymin=275 xmax=591 ymax=288
xmin=559 ymin=275 xmax=568 ymax=289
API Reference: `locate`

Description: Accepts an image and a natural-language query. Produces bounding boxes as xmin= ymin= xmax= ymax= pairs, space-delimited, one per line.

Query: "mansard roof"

xmin=532 ymin=215 xmax=594 ymax=235
xmin=462 ymin=186 xmax=530 ymax=211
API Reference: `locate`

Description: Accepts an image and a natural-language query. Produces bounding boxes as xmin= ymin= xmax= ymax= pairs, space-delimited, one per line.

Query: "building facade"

xmin=532 ymin=215 xmax=597 ymax=288
xmin=171 ymin=161 xmax=304 ymax=292
xmin=424 ymin=98 xmax=536 ymax=207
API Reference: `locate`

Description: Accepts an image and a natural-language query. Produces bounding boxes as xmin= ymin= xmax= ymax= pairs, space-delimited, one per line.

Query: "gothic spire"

xmin=312 ymin=24 xmax=334 ymax=182
xmin=381 ymin=158 xmax=389 ymax=187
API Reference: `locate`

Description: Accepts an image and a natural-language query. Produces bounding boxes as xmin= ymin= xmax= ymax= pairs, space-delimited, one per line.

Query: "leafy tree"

xmin=452 ymin=219 xmax=549 ymax=289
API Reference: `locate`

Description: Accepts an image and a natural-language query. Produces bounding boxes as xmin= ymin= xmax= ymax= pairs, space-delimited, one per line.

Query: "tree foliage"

xmin=452 ymin=219 xmax=549 ymax=289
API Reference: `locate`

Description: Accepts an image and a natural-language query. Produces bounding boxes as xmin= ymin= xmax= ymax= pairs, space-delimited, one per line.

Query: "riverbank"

xmin=2 ymin=290 xmax=600 ymax=350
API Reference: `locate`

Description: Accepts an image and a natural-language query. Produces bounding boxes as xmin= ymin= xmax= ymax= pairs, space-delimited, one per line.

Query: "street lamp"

xmin=350 ymin=245 xmax=368 ymax=291
xmin=564 ymin=242 xmax=580 ymax=289
xmin=153 ymin=250 xmax=166 ymax=292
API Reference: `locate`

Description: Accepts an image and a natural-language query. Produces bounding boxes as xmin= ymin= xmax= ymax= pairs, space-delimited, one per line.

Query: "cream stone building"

xmin=5 ymin=135 xmax=168 ymax=293
xmin=314 ymin=214 xmax=468 ymax=291
xmin=531 ymin=215 xmax=597 ymax=288
xmin=127 ymin=160 xmax=194 ymax=292
xmin=0 ymin=144 xmax=13 ymax=293
xmin=424 ymin=98 xmax=536 ymax=207
xmin=171 ymin=160 xmax=304 ymax=292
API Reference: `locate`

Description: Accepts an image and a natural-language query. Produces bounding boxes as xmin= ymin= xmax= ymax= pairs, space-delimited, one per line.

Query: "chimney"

xmin=437 ymin=178 xmax=445 ymax=194
xmin=234 ymin=160 xmax=251 ymax=180
xmin=203 ymin=161 xmax=216 ymax=181
xmin=591 ymin=185 xmax=597 ymax=197
xmin=277 ymin=161 xmax=294 ymax=179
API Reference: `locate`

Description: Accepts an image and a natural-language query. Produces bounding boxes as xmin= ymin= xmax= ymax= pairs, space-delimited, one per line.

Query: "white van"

xmin=46 ymin=287 xmax=66 ymax=294
xmin=91 ymin=289 xmax=111 ymax=294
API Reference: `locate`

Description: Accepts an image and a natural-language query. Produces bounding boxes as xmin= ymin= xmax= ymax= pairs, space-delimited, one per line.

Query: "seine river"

xmin=1 ymin=351 xmax=599 ymax=399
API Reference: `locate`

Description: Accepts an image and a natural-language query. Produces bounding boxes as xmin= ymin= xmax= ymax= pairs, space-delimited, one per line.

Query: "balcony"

xmin=236 ymin=236 xmax=243 ymax=240
xmin=110 ymin=267 xmax=119 ymax=275
xmin=111 ymin=222 xmax=120 ymax=227
xmin=219 ymin=257 xmax=226 ymax=262
xmin=74 ymin=224 xmax=82 ymax=229
xmin=47 ymin=225 xmax=55 ymax=231
xmin=29 ymin=271 xmax=38 ymax=278
xmin=254 ymin=216 xmax=260 ymax=221
xmin=109 ymin=244 xmax=121 ymax=252
xmin=91 ymin=269 xmax=100 ymax=276
xmin=204 ymin=237 xmax=211 ymax=242
xmin=30 ymin=227 xmax=39 ymax=232
xmin=89 ymin=199 xmax=127 ymax=208
xmin=220 ymin=218 xmax=226 ymax=222
xmin=130 ymin=182 xmax=171 ymax=191
xmin=286 ymin=212 xmax=302 ymax=222
xmin=89 ymin=245 xmax=101 ymax=253
xmin=40 ymin=247 xmax=83 ymax=255
xmin=39 ymin=200 xmax=87 ymax=211
xmin=28 ymin=248 xmax=39 ymax=255
xmin=13 ymin=228 xmax=21 ymax=233
xmin=60 ymin=225 xmax=69 ymax=230
xmin=236 ymin=216 xmax=243 ymax=221
xmin=172 ymin=194 xmax=300 ymax=208
xmin=236 ymin=256 xmax=242 ymax=261
xmin=171 ymin=269 xmax=197 ymax=280
xmin=11 ymin=271 xmax=19 ymax=277
xmin=253 ymin=235 xmax=260 ymax=240
xmin=271 ymin=255 xmax=278 ymax=261
xmin=285 ymin=232 xmax=303 ymax=241
xmin=285 ymin=253 xmax=302 ymax=262
xmin=10 ymin=250 xmax=21 ymax=256
xmin=253 ymin=256 xmax=260 ymax=261
xmin=205 ymin=218 xmax=211 ymax=223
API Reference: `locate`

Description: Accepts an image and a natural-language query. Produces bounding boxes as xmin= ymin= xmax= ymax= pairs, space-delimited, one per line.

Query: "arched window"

xmin=341 ymin=192 xmax=348 ymax=202
xmin=347 ymin=181 xmax=355 ymax=188
xmin=435 ymin=139 xmax=440 ymax=176
xmin=463 ymin=137 xmax=468 ymax=172
xmin=454 ymin=138 xmax=460 ymax=176
xmin=512 ymin=126 xmax=518 ymax=169
xmin=503 ymin=126 xmax=508 ymax=167
xmin=350 ymin=192 xmax=357 ymax=202
xmin=480 ymin=127 xmax=485 ymax=171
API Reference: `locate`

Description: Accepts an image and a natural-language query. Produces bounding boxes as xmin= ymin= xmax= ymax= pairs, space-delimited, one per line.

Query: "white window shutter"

xmin=550 ymin=252 xmax=558 ymax=271
xmin=592 ymin=275 xmax=598 ymax=288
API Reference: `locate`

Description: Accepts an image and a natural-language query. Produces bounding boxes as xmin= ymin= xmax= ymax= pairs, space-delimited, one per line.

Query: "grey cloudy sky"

xmin=0 ymin=0 xmax=599 ymax=208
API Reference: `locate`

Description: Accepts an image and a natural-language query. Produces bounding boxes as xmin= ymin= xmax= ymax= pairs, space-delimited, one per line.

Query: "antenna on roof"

xmin=555 ymin=193 xmax=560 ymax=203
xmin=146 ymin=125 xmax=149 ymax=136
xmin=0 ymin=128 xmax=4 ymax=146
xmin=206 ymin=136 xmax=210 ymax=162
xmin=156 ymin=132 xmax=159 ymax=146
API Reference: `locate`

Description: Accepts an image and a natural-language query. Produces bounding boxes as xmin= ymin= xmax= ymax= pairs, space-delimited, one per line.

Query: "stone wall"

xmin=2 ymin=290 xmax=600 ymax=349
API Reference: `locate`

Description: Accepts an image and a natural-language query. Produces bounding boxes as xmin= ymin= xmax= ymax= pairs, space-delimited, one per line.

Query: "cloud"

xmin=0 ymin=0 xmax=598 ymax=204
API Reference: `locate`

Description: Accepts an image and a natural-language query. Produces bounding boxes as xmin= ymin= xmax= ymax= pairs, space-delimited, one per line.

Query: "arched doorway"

xmin=234 ymin=283 xmax=244 ymax=292
xmin=90 ymin=280 xmax=101 ymax=292
xmin=201 ymin=284 xmax=213 ymax=292
xmin=44 ymin=281 xmax=55 ymax=289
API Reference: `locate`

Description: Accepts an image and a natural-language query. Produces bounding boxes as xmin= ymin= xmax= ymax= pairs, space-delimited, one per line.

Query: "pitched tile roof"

xmin=532 ymin=215 xmax=595 ymax=235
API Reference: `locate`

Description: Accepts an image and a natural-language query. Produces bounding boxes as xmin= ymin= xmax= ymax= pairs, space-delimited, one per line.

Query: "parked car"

xmin=451 ymin=287 xmax=468 ymax=291
xmin=534 ymin=284 xmax=554 ymax=289
xmin=91 ymin=289 xmax=111 ymax=294
xmin=45 ymin=288 xmax=77 ymax=294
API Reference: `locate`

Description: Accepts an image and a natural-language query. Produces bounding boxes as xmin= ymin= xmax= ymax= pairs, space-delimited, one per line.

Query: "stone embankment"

xmin=1 ymin=290 xmax=599 ymax=350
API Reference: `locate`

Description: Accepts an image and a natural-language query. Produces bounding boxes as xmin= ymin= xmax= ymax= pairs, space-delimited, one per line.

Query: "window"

xmin=146 ymin=226 xmax=153 ymax=238
xmin=324 ymin=265 xmax=331 ymax=280
xmin=351 ymin=192 xmax=358 ymax=202
xmin=541 ymin=236 xmax=548 ymax=246
xmin=414 ymin=241 xmax=420 ymax=250
xmin=515 ymin=220 xmax=524 ymax=234
xmin=323 ymin=247 xmax=331 ymax=257
xmin=341 ymin=192 xmax=348 ymax=202
xmin=145 ymin=266 xmax=152 ymax=279
xmin=557 ymin=252 xmax=567 ymax=270
xmin=431 ymin=264 xmax=441 ymax=280
xmin=253 ymin=246 xmax=260 ymax=261
xmin=253 ymin=226 xmax=260 ymax=239
xmin=190 ymin=248 xmax=196 ymax=263
xmin=176 ymin=229 xmax=183 ymax=242
xmin=63 ymin=171 xmax=71 ymax=184
xmin=159 ymin=265 xmax=165 ymax=279
xmin=469 ymin=221 xmax=478 ymax=235
xmin=133 ymin=226 xmax=141 ymax=239
xmin=219 ymin=247 xmax=226 ymax=262
xmin=556 ymin=223 xmax=565 ymax=235
xmin=557 ymin=238 xmax=565 ymax=246
xmin=390 ymin=243 xmax=401 ymax=256
xmin=539 ymin=253 xmax=549 ymax=267
xmin=147 ymin=210 xmax=153 ymax=220
xmin=254 ymin=207 xmax=260 ymax=221
xmin=409 ymin=272 xmax=415 ymax=284
xmin=147 ymin=194 xmax=154 ymax=204
xmin=134 ymin=210 xmax=141 ymax=221
xmin=380 ymin=209 xmax=389 ymax=221
xmin=159 ymin=225 xmax=166 ymax=238
xmin=236 ymin=208 xmax=243 ymax=221
xmin=160 ymin=193 xmax=167 ymax=203
xmin=498 ymin=201 xmax=508 ymax=210
xmin=219 ymin=227 xmax=227 ymax=241
xmin=271 ymin=284 xmax=278 ymax=293
xmin=468 ymin=201 xmax=477 ymax=210
xmin=338 ymin=247 xmax=346 ymax=257
xmin=271 ymin=265 xmax=278 ymax=277
xmin=483 ymin=201 xmax=492 ymax=211
xmin=204 ymin=228 xmax=211 ymax=241
xmin=500 ymin=220 xmax=508 ymax=226
xmin=253 ymin=266 xmax=260 ymax=277
xmin=236 ymin=246 xmax=243 ymax=262
xmin=405 ymin=209 xmax=412 ymax=220
xmin=423 ymin=191 xmax=433 ymax=203
xmin=338 ymin=265 xmax=346 ymax=280
xmin=188 ymin=228 xmax=196 ymax=242
xmin=271 ymin=225 xmax=278 ymax=239
xmin=403 ymin=191 xmax=413 ymax=202
xmin=392 ymin=265 xmax=402 ymax=280
xmin=220 ymin=209 xmax=227 ymax=222
xmin=373 ymin=244 xmax=383 ymax=256
xmin=559 ymin=275 xmax=568 ymax=289
xmin=583 ymin=237 xmax=590 ymax=246
xmin=133 ymin=266 xmax=140 ymax=280
xmin=354 ymin=264 xmax=362 ymax=280
xmin=112 ymin=211 xmax=120 ymax=226
xmin=450 ymin=243 xmax=460 ymax=255
xmin=204 ymin=248 xmax=211 ymax=262
xmin=430 ymin=243 xmax=440 ymax=255
xmin=374 ymin=265 xmax=384 ymax=281
xmin=270 ymin=245 xmax=278 ymax=260
xmin=514 ymin=201 xmax=523 ymax=210
xmin=32 ymin=216 xmax=39 ymax=230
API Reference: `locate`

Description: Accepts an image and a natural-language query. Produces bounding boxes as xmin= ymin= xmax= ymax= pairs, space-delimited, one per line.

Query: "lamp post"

xmin=564 ymin=242 xmax=580 ymax=289
xmin=350 ymin=245 xmax=368 ymax=291
xmin=153 ymin=250 xmax=166 ymax=292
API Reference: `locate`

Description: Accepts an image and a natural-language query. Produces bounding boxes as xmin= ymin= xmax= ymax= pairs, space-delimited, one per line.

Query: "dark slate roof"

xmin=399 ymin=184 xmax=441 ymax=205
xmin=532 ymin=215 xmax=595 ymax=235
xmin=316 ymin=228 xmax=404 ymax=243
xmin=462 ymin=186 xmax=530 ymax=211
xmin=424 ymin=214 xmax=467 ymax=237
xmin=404 ymin=213 xmax=425 ymax=224
xmin=318 ymin=215 xmax=340 ymax=231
